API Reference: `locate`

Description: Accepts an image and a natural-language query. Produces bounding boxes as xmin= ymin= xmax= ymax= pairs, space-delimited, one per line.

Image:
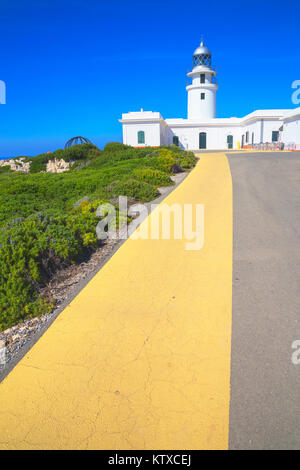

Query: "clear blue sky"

xmin=0 ymin=0 xmax=299 ymax=157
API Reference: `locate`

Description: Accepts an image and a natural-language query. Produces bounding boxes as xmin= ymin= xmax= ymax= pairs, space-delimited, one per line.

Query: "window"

xmin=272 ymin=131 xmax=279 ymax=142
xmin=137 ymin=131 xmax=145 ymax=144
xmin=246 ymin=131 xmax=249 ymax=143
xmin=201 ymin=93 xmax=205 ymax=100
xmin=252 ymin=132 xmax=254 ymax=144
xmin=200 ymin=74 xmax=205 ymax=84
xmin=173 ymin=136 xmax=179 ymax=146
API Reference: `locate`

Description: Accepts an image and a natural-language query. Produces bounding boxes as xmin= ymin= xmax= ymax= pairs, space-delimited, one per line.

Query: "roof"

xmin=193 ymin=41 xmax=211 ymax=56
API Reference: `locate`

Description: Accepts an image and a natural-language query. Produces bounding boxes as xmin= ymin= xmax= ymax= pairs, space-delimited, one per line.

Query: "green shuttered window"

xmin=138 ymin=131 xmax=145 ymax=144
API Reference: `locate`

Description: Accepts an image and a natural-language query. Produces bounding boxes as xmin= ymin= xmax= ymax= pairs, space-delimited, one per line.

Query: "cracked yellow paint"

xmin=0 ymin=153 xmax=232 ymax=450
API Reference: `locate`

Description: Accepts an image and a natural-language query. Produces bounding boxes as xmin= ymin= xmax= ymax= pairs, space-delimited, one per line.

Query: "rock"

xmin=0 ymin=158 xmax=31 ymax=173
xmin=2 ymin=327 xmax=12 ymax=335
xmin=46 ymin=158 xmax=73 ymax=173
xmin=0 ymin=340 xmax=6 ymax=364
xmin=110 ymin=196 xmax=137 ymax=207
xmin=2 ymin=325 xmax=17 ymax=335
xmin=0 ymin=157 xmax=74 ymax=174
xmin=11 ymin=334 xmax=21 ymax=342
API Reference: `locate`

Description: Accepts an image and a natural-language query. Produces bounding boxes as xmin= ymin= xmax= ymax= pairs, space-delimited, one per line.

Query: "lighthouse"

xmin=120 ymin=40 xmax=300 ymax=150
xmin=186 ymin=40 xmax=218 ymax=120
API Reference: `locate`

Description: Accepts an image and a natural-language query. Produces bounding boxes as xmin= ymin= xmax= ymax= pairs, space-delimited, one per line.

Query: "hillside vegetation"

xmin=0 ymin=143 xmax=196 ymax=330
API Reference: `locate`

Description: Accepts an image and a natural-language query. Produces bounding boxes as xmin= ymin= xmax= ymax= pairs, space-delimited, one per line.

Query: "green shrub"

xmin=87 ymin=148 xmax=103 ymax=160
xmin=87 ymin=149 xmax=152 ymax=170
xmin=63 ymin=143 xmax=99 ymax=162
xmin=112 ymin=178 xmax=159 ymax=201
xmin=51 ymin=148 xmax=66 ymax=160
xmin=104 ymin=142 xmax=132 ymax=153
xmin=0 ymin=165 xmax=11 ymax=174
xmin=0 ymin=211 xmax=99 ymax=330
xmin=26 ymin=153 xmax=51 ymax=173
xmin=174 ymin=151 xmax=197 ymax=170
xmin=151 ymin=149 xmax=197 ymax=173
xmin=133 ymin=168 xmax=174 ymax=186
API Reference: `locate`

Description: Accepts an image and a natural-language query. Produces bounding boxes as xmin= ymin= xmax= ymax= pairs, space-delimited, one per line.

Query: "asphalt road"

xmin=228 ymin=152 xmax=300 ymax=449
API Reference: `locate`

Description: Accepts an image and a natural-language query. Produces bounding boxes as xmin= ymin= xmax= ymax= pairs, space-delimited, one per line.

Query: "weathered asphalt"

xmin=228 ymin=152 xmax=300 ymax=449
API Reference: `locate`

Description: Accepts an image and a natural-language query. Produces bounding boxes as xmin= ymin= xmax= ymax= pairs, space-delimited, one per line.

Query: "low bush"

xmin=0 ymin=210 xmax=98 ymax=330
xmin=104 ymin=142 xmax=132 ymax=153
xmin=25 ymin=153 xmax=51 ymax=173
xmin=63 ymin=143 xmax=100 ymax=162
xmin=112 ymin=178 xmax=160 ymax=201
xmin=173 ymin=150 xmax=197 ymax=170
xmin=133 ymin=168 xmax=174 ymax=186
xmin=0 ymin=165 xmax=11 ymax=174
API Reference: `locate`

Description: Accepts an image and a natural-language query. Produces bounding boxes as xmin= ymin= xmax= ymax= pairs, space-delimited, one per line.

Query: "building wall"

xmin=187 ymin=87 xmax=216 ymax=120
xmin=240 ymin=121 xmax=261 ymax=146
xmin=258 ymin=120 xmax=282 ymax=143
xmin=282 ymin=117 xmax=300 ymax=147
xmin=121 ymin=115 xmax=299 ymax=150
xmin=122 ymin=122 xmax=161 ymax=147
xmin=166 ymin=126 xmax=237 ymax=150
xmin=164 ymin=119 xmax=283 ymax=150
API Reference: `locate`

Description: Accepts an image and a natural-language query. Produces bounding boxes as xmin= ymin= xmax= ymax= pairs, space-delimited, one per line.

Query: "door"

xmin=173 ymin=136 xmax=179 ymax=146
xmin=227 ymin=135 xmax=233 ymax=149
xmin=199 ymin=132 xmax=207 ymax=149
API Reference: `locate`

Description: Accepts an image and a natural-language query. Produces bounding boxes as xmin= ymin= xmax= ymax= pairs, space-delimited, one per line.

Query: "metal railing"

xmin=246 ymin=143 xmax=288 ymax=151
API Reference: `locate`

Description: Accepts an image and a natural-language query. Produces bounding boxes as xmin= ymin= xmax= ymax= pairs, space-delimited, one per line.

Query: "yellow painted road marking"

xmin=0 ymin=154 xmax=232 ymax=450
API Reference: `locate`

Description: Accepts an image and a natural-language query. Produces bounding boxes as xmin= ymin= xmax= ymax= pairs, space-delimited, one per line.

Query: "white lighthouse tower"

xmin=186 ymin=40 xmax=218 ymax=120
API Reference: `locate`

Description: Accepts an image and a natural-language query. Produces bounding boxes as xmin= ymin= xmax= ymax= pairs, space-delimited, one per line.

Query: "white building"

xmin=120 ymin=41 xmax=300 ymax=151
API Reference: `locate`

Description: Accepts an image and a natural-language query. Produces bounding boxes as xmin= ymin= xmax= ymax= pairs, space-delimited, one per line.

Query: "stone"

xmin=0 ymin=340 xmax=6 ymax=365
xmin=0 ymin=158 xmax=31 ymax=173
xmin=11 ymin=334 xmax=21 ymax=342
xmin=46 ymin=158 xmax=73 ymax=173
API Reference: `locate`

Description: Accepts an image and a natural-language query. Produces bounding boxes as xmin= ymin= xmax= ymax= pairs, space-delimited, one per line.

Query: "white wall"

xmin=240 ymin=121 xmax=261 ymax=146
xmin=165 ymin=120 xmax=282 ymax=150
xmin=238 ymin=120 xmax=282 ymax=146
xmin=120 ymin=111 xmax=298 ymax=151
xmin=187 ymin=87 xmax=216 ymax=120
xmin=166 ymin=125 xmax=241 ymax=150
xmin=282 ymin=117 xmax=300 ymax=147
xmin=123 ymin=122 xmax=161 ymax=147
